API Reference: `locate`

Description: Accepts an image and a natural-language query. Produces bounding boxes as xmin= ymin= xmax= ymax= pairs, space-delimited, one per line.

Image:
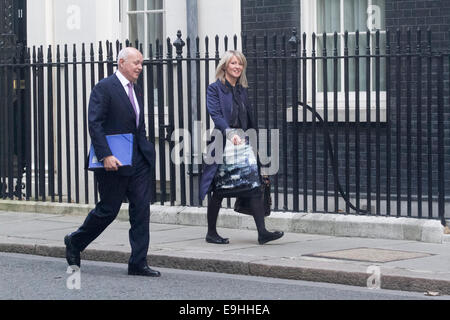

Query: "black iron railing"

xmin=0 ymin=28 xmax=448 ymax=225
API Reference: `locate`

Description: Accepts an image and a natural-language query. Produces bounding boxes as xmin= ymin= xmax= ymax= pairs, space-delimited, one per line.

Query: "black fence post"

xmin=64 ymin=44 xmax=71 ymax=203
xmin=263 ymin=32 xmax=269 ymax=180
xmin=195 ymin=36 xmax=202 ymax=206
xmin=385 ymin=30 xmax=391 ymax=216
xmin=252 ymin=35 xmax=258 ymax=130
xmin=24 ymin=47 xmax=32 ymax=200
xmin=81 ymin=43 xmax=89 ymax=204
xmin=47 ymin=45 xmax=54 ymax=202
xmin=375 ymin=29 xmax=381 ymax=216
xmin=355 ymin=30 xmax=361 ymax=214
xmin=204 ymin=36 xmax=210 ymax=132
xmin=437 ymin=53 xmax=445 ymax=226
xmin=73 ymin=44 xmax=80 ymax=204
xmin=147 ymin=43 xmax=157 ymax=204
xmin=4 ymin=61 xmax=12 ymax=199
xmin=37 ymin=46 xmax=45 ymax=201
xmin=167 ymin=36 xmax=176 ymax=206
xmin=281 ymin=33 xmax=288 ymax=210
xmin=302 ymin=32 xmax=308 ymax=213
xmin=288 ymin=28 xmax=299 ymax=212
xmin=344 ymin=31 xmax=349 ymax=214
xmin=56 ymin=45 xmax=62 ymax=203
xmin=0 ymin=57 xmax=6 ymax=198
xmin=322 ymin=32 xmax=329 ymax=213
xmin=32 ymin=46 xmax=38 ymax=201
xmin=395 ymin=29 xmax=401 ymax=217
xmin=185 ymin=36 xmax=194 ymax=206
xmin=416 ymin=28 xmax=423 ymax=218
xmin=406 ymin=28 xmax=412 ymax=217
xmin=90 ymin=43 xmax=99 ymax=204
xmin=311 ymin=32 xmax=317 ymax=212
xmin=107 ymin=40 xmax=114 ymax=76
xmin=173 ymin=30 xmax=186 ymax=206
xmin=156 ymin=38 xmax=167 ymax=205
xmin=426 ymin=29 xmax=433 ymax=218
xmin=13 ymin=47 xmax=24 ymax=200
xmin=272 ymin=33 xmax=279 ymax=211
xmin=366 ymin=30 xmax=372 ymax=215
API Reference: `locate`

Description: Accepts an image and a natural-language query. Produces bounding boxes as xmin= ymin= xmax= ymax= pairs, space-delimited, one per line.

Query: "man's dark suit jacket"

xmin=86 ymin=73 xmax=156 ymax=176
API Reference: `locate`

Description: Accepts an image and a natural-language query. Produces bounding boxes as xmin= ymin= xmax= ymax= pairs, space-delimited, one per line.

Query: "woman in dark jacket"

xmin=199 ymin=50 xmax=284 ymax=245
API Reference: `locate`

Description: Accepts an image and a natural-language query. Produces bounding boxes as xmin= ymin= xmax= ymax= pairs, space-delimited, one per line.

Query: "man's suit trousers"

xmin=70 ymin=150 xmax=151 ymax=268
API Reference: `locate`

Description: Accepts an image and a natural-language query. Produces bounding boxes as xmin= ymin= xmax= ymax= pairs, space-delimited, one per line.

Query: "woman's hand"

xmin=231 ymin=134 xmax=243 ymax=145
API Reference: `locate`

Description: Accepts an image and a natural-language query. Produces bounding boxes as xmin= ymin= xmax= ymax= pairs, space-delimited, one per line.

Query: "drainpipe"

xmin=186 ymin=0 xmax=198 ymax=42
xmin=186 ymin=0 xmax=200 ymax=176
xmin=186 ymin=0 xmax=198 ymax=112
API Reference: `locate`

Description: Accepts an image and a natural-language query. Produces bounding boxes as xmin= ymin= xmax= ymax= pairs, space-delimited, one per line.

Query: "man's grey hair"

xmin=117 ymin=47 xmax=141 ymax=64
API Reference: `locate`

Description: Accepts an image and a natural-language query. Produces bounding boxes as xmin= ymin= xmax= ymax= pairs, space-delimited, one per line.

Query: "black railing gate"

xmin=0 ymin=28 xmax=449 ymax=226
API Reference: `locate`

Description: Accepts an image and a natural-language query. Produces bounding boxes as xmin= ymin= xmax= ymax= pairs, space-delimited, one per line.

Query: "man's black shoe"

xmin=205 ymin=234 xmax=230 ymax=244
xmin=64 ymin=234 xmax=81 ymax=267
xmin=128 ymin=265 xmax=161 ymax=277
xmin=258 ymin=231 xmax=284 ymax=245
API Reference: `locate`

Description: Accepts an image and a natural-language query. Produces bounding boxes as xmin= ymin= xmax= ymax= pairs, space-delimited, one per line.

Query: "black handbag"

xmin=234 ymin=176 xmax=271 ymax=217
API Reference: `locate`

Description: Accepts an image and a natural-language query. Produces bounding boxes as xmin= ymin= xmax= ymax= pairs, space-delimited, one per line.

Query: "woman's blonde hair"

xmin=215 ymin=50 xmax=248 ymax=88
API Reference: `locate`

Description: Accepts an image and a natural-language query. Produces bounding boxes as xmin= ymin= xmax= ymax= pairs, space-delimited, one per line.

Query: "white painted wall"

xmin=27 ymin=0 xmax=241 ymax=52
xmin=198 ymin=0 xmax=241 ymax=51
xmin=165 ymin=0 xmax=187 ymax=43
xmin=27 ymin=0 xmax=122 ymax=49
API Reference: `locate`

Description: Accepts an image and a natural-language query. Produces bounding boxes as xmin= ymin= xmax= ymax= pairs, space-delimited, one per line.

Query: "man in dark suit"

xmin=64 ymin=47 xmax=160 ymax=277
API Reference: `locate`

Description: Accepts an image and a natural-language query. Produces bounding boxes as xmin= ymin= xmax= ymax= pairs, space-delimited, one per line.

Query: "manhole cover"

xmin=304 ymin=247 xmax=432 ymax=263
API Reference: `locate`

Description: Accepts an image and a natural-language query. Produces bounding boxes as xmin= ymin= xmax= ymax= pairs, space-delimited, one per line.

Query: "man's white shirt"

xmin=115 ymin=70 xmax=140 ymax=122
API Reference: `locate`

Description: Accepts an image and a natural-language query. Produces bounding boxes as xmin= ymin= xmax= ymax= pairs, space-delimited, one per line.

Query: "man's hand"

xmin=103 ymin=156 xmax=122 ymax=171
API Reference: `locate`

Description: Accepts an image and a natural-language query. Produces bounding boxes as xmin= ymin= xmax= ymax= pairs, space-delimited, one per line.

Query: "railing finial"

xmin=173 ymin=30 xmax=185 ymax=58
xmin=288 ymin=27 xmax=298 ymax=56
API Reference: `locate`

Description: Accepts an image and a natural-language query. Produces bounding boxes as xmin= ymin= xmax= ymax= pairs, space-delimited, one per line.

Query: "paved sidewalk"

xmin=0 ymin=209 xmax=449 ymax=296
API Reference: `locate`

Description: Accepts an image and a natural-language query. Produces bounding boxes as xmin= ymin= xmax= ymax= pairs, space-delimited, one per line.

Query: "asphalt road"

xmin=0 ymin=252 xmax=447 ymax=301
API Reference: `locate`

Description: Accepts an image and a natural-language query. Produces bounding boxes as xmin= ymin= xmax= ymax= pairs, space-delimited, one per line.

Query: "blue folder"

xmin=88 ymin=134 xmax=133 ymax=170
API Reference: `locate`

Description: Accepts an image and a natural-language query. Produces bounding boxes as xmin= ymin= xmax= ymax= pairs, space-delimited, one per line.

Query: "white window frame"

xmin=121 ymin=0 xmax=166 ymax=59
xmin=289 ymin=0 xmax=387 ymax=123
xmin=120 ymin=0 xmax=168 ymax=130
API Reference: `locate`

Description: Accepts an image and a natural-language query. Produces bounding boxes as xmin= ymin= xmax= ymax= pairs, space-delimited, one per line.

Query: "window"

xmin=121 ymin=0 xmax=166 ymax=137
xmin=127 ymin=0 xmax=164 ymax=58
xmin=299 ymin=0 xmax=387 ymax=122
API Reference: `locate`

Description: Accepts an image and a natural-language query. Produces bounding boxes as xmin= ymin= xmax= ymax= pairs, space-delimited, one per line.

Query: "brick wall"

xmin=385 ymin=0 xmax=450 ymax=52
xmin=240 ymin=0 xmax=450 ymax=217
xmin=241 ymin=0 xmax=301 ymax=38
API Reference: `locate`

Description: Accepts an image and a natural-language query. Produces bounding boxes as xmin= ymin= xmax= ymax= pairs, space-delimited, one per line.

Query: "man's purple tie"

xmin=127 ymin=82 xmax=139 ymax=127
